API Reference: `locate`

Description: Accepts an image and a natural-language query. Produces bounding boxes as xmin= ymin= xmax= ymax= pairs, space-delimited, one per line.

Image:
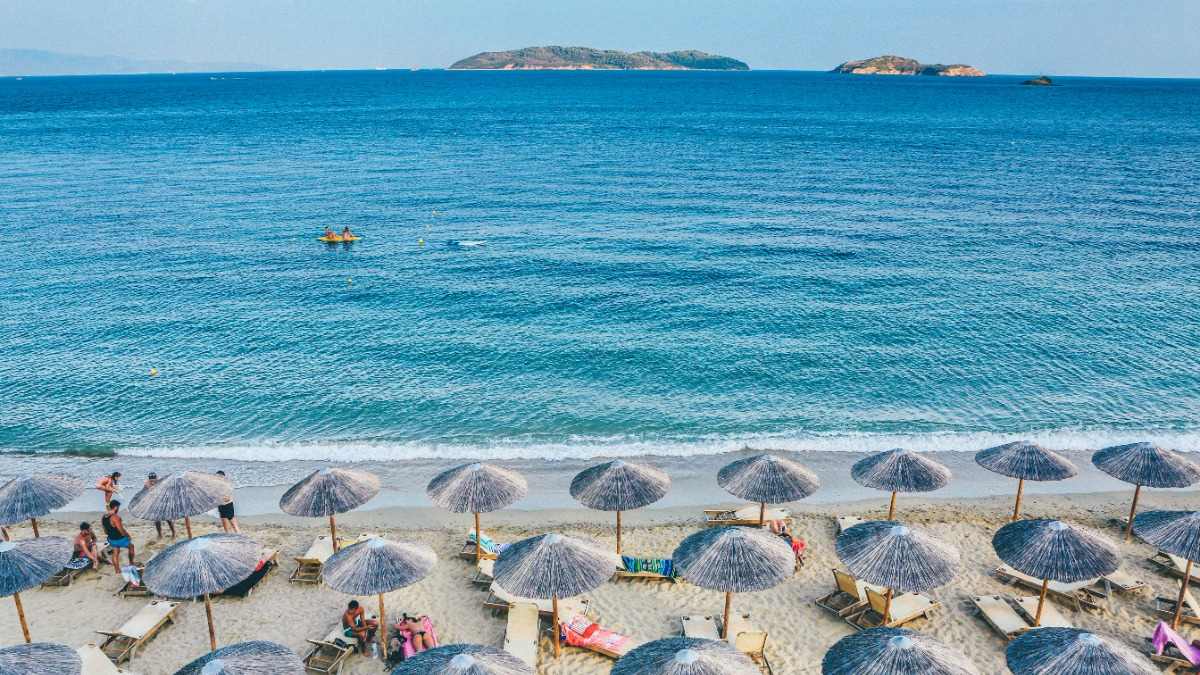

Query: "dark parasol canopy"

xmin=673 ymin=527 xmax=795 ymax=643
xmin=0 ymin=537 xmax=71 ymax=644
xmin=836 ymin=521 xmax=960 ymax=624
xmin=822 ymin=627 xmax=980 ymax=675
xmin=128 ymin=471 xmax=233 ymax=538
xmin=1133 ymin=510 xmax=1200 ymax=628
xmin=494 ymin=533 xmax=620 ymax=659
xmin=1006 ymin=628 xmax=1157 ymax=675
xmin=717 ymin=454 xmax=820 ymax=527
xmin=390 ymin=644 xmax=532 ymax=675
xmin=279 ymin=467 xmax=380 ymax=551
xmin=992 ymin=519 xmax=1119 ymax=626
xmin=975 ymin=442 xmax=1078 ymax=521
xmin=852 ymin=449 xmax=951 ymax=520
xmin=611 ymin=637 xmax=761 ymax=675
xmin=570 ymin=459 xmax=670 ymax=553
xmin=0 ymin=642 xmax=81 ymax=675
xmin=174 ymin=641 xmax=304 ymax=675
xmin=0 ymin=474 xmax=87 ymax=537
xmin=1093 ymin=442 xmax=1200 ymax=540
xmin=427 ymin=463 xmax=527 ymax=560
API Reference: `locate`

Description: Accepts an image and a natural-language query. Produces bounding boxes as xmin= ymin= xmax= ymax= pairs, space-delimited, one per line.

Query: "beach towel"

xmin=120 ymin=566 xmax=141 ymax=587
xmin=560 ymin=616 xmax=630 ymax=652
xmin=1153 ymin=621 xmax=1200 ymax=664
xmin=66 ymin=556 xmax=92 ymax=570
xmin=468 ymin=532 xmax=510 ymax=555
xmin=400 ymin=616 xmax=438 ymax=659
xmin=620 ymin=556 xmax=678 ymax=578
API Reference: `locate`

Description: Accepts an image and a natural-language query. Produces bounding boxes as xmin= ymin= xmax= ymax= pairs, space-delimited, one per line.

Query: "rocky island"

xmin=1020 ymin=76 xmax=1058 ymax=86
xmin=449 ymin=47 xmax=748 ymax=71
xmin=832 ymin=55 xmax=984 ymax=77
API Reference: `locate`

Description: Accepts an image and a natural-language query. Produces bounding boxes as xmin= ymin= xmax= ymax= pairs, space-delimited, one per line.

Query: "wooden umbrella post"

xmin=330 ymin=515 xmax=339 ymax=552
xmin=475 ymin=512 xmax=482 ymax=560
xmin=378 ymin=593 xmax=388 ymax=659
xmin=13 ymin=592 xmax=30 ymax=644
xmin=204 ymin=593 xmax=217 ymax=650
xmin=1174 ymin=560 xmax=1195 ymax=630
xmin=883 ymin=588 xmax=894 ymax=624
xmin=184 ymin=516 xmax=194 ymax=539
xmin=616 ymin=510 xmax=622 ymax=554
xmin=723 ymin=591 xmax=733 ymax=643
xmin=1126 ymin=485 xmax=1142 ymax=541
xmin=1012 ymin=479 xmax=1025 ymax=522
xmin=553 ymin=597 xmax=560 ymax=659
xmin=30 ymin=518 xmax=39 ymax=538
xmin=758 ymin=502 xmax=766 ymax=528
xmin=887 ymin=492 xmax=898 ymax=521
xmin=1034 ymin=579 xmax=1049 ymax=626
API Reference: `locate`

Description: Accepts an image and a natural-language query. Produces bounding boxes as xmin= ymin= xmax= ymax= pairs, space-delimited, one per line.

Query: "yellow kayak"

xmin=318 ymin=236 xmax=361 ymax=242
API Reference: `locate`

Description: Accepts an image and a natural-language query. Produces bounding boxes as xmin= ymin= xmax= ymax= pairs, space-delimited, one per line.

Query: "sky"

xmin=2 ymin=0 xmax=1198 ymax=77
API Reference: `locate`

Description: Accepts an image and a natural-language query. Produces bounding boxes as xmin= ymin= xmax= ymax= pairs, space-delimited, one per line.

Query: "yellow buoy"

xmin=418 ymin=238 xmax=424 ymax=245
xmin=150 ymin=369 xmax=157 ymax=377
xmin=348 ymin=279 xmax=353 ymax=284
xmin=292 ymin=238 xmax=296 ymax=242
xmin=432 ymin=211 xmax=437 ymax=215
xmin=426 ymin=224 xmax=430 ymax=229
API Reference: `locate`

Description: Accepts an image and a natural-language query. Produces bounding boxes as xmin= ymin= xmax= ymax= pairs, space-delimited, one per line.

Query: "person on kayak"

xmin=341 ymin=226 xmax=354 ymax=240
xmin=325 ymin=227 xmax=334 ymax=239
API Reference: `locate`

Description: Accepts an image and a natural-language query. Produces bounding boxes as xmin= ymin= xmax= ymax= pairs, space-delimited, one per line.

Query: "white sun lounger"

xmin=680 ymin=614 xmax=722 ymax=640
xmin=485 ymin=583 xmax=588 ymax=618
xmin=704 ymin=504 xmax=790 ymax=527
xmin=78 ymin=643 xmax=137 ymax=674
xmin=1014 ymin=596 xmax=1073 ymax=628
xmin=837 ymin=516 xmax=867 ymax=534
xmin=95 ymin=600 xmax=181 ymax=664
xmin=970 ymin=595 xmax=1031 ymax=640
xmin=503 ymin=602 xmax=539 ymax=669
xmin=848 ymin=588 xmax=938 ymax=630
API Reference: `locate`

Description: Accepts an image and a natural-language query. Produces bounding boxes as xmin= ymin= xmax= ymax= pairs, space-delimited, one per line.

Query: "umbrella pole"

xmin=616 ymin=510 xmax=622 ymax=554
xmin=759 ymin=502 xmax=766 ymax=528
xmin=330 ymin=515 xmax=339 ymax=552
xmin=1126 ymin=485 xmax=1142 ymax=540
xmin=1034 ymin=579 xmax=1049 ymax=626
xmin=1012 ymin=479 xmax=1025 ymax=522
xmin=30 ymin=517 xmax=39 ymax=538
xmin=553 ymin=597 xmax=560 ymax=659
xmin=204 ymin=593 xmax=217 ymax=650
xmin=475 ymin=512 xmax=482 ymax=560
xmin=184 ymin=516 xmax=194 ymax=539
xmin=1173 ymin=560 xmax=1195 ymax=629
xmin=378 ymin=593 xmax=387 ymax=659
xmin=887 ymin=491 xmax=898 ymax=520
xmin=723 ymin=591 xmax=733 ymax=642
xmin=12 ymin=592 xmax=30 ymax=644
xmin=883 ymin=588 xmax=893 ymax=624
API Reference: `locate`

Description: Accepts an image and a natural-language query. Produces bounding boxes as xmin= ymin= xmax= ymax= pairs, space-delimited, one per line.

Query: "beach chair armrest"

xmin=95 ymin=631 xmax=125 ymax=638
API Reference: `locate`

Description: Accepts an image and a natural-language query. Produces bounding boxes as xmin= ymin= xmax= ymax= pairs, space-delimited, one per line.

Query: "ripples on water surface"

xmin=2 ymin=71 xmax=1199 ymax=461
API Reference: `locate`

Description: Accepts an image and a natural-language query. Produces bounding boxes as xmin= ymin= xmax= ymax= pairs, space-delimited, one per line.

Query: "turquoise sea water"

xmin=2 ymin=71 xmax=1199 ymax=462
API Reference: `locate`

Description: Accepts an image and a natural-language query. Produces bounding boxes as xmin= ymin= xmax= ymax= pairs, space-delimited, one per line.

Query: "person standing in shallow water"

xmin=144 ymin=473 xmax=176 ymax=539
xmin=215 ymin=470 xmax=240 ymax=533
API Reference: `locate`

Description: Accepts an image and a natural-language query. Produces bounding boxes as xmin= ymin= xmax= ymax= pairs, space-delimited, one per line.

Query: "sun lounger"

xmin=399 ymin=616 xmax=438 ymax=659
xmin=731 ymin=626 xmax=774 ymax=675
xmin=816 ymin=569 xmax=886 ymax=617
xmin=459 ymin=529 xmax=508 ymax=560
xmin=303 ymin=613 xmax=378 ymax=674
xmin=116 ymin=564 xmax=150 ymax=598
xmin=1101 ymin=568 xmax=1147 ymax=594
xmin=484 ymin=583 xmax=589 ymax=618
xmin=680 ymin=615 xmax=722 ymax=640
xmin=1013 ymin=596 xmax=1073 ymax=628
xmin=291 ymin=535 xmax=370 ymax=584
xmin=615 ymin=555 xmax=680 ymax=583
xmin=836 ymin=516 xmax=867 ymax=534
xmin=78 ymin=643 xmax=137 ymax=675
xmin=1146 ymin=639 xmax=1195 ymax=674
xmin=847 ymin=588 xmax=938 ymax=630
xmin=44 ymin=558 xmax=95 ymax=588
xmin=95 ymin=600 xmax=181 ymax=665
xmin=503 ymin=602 xmax=539 ymax=669
xmin=1151 ymin=551 xmax=1200 ymax=585
xmin=1156 ymin=588 xmax=1200 ymax=626
xmin=995 ymin=565 xmax=1106 ymax=611
xmin=472 ymin=558 xmax=495 ymax=586
xmin=557 ymin=615 xmax=644 ymax=658
xmin=217 ymin=548 xmax=279 ymax=598
xmin=704 ymin=504 xmax=790 ymax=527
xmin=970 ymin=595 xmax=1032 ymax=640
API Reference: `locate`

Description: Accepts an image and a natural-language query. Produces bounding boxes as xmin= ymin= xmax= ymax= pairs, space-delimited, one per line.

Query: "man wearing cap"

xmin=102 ymin=499 xmax=136 ymax=575
xmin=143 ymin=473 xmax=176 ymax=539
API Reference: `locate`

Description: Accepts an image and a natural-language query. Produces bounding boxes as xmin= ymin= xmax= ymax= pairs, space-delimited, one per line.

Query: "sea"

xmin=2 ymin=70 xmax=1199 ymax=480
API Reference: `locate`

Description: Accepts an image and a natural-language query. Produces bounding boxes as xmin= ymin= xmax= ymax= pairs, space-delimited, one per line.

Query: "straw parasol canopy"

xmin=570 ymin=459 xmax=670 ymax=553
xmin=493 ymin=533 xmax=620 ymax=659
xmin=0 ymin=474 xmax=87 ymax=537
xmin=279 ymin=467 xmax=380 ymax=551
xmin=0 ymin=537 xmax=71 ymax=644
xmin=1133 ymin=510 xmax=1200 ymax=628
xmin=836 ymin=521 xmax=960 ymax=625
xmin=174 ymin=641 xmax=304 ymax=675
xmin=975 ymin=441 xmax=1078 ymax=521
xmin=992 ymin=519 xmax=1119 ymax=626
xmin=717 ymin=454 xmax=820 ymax=527
xmin=673 ymin=526 xmax=795 ymax=643
xmin=822 ymin=627 xmax=980 ymax=675
xmin=611 ymin=637 xmax=761 ymax=675
xmin=1006 ymin=627 xmax=1157 ymax=675
xmin=144 ymin=533 xmax=260 ymax=651
xmin=852 ymin=449 xmax=951 ymax=520
xmin=427 ymin=463 xmax=527 ymax=560
xmin=128 ymin=471 xmax=233 ymax=538
xmin=321 ymin=536 xmax=437 ymax=660
xmin=1093 ymin=442 xmax=1200 ymax=540
xmin=390 ymin=644 xmax=532 ymax=675
xmin=0 ymin=642 xmax=81 ymax=675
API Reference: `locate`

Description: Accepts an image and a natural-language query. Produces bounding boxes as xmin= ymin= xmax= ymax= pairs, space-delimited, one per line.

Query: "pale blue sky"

xmin=2 ymin=0 xmax=1197 ymax=77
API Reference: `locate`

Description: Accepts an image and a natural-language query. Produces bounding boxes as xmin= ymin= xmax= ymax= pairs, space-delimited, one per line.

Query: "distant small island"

xmin=1020 ymin=76 xmax=1059 ymax=86
xmin=832 ymin=55 xmax=984 ymax=77
xmin=449 ymin=47 xmax=749 ymax=71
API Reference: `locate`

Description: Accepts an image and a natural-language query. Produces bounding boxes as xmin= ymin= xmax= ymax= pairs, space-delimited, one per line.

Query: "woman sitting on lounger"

xmin=769 ymin=519 xmax=805 ymax=561
xmin=395 ymin=614 xmax=434 ymax=653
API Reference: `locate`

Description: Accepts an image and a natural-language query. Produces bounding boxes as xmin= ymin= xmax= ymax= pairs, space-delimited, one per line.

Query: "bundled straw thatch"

xmin=1005 ymin=628 xmax=1157 ymax=675
xmin=822 ymin=627 xmax=980 ymax=675
xmin=992 ymin=519 xmax=1119 ymax=583
xmin=279 ymin=467 xmax=380 ymax=517
xmin=611 ymin=637 xmax=761 ymax=675
xmin=1133 ymin=510 xmax=1200 ymax=561
xmin=673 ymin=527 xmax=795 ymax=593
xmin=426 ymin=463 xmax=527 ymax=514
xmin=717 ymin=454 xmax=819 ymax=504
xmin=321 ymin=536 xmax=437 ymax=595
xmin=0 ymin=537 xmax=72 ymax=596
xmin=571 ymin=460 xmax=669 ymax=511
xmin=0 ymin=642 xmax=81 ymax=675
xmin=1092 ymin=442 xmax=1200 ymax=488
xmin=835 ymin=521 xmax=960 ymax=592
xmin=144 ymin=534 xmax=261 ymax=598
xmin=128 ymin=471 xmax=233 ymax=522
xmin=0 ymin=474 xmax=86 ymax=527
xmin=174 ymin=641 xmax=304 ymax=675
xmin=975 ymin=442 xmax=1077 ymax=482
xmin=493 ymin=533 xmax=620 ymax=600
xmin=390 ymin=644 xmax=532 ymax=675
xmin=851 ymin=449 xmax=951 ymax=493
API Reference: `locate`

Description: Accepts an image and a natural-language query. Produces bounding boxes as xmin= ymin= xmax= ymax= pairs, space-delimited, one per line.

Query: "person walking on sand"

xmin=96 ymin=471 xmax=121 ymax=506
xmin=101 ymin=500 xmax=136 ymax=575
xmin=215 ymin=471 xmax=240 ymax=533
xmin=143 ymin=473 xmax=176 ymax=539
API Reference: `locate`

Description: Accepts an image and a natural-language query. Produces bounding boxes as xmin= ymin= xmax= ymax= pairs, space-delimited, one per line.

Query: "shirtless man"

xmin=342 ymin=600 xmax=378 ymax=653
xmin=101 ymin=500 xmax=135 ymax=575
xmin=143 ymin=473 xmax=176 ymax=539
xmin=96 ymin=472 xmax=121 ymax=506
xmin=74 ymin=522 xmax=106 ymax=570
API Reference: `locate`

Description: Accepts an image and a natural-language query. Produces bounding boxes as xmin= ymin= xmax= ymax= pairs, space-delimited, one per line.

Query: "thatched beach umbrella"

xmin=975 ymin=441 xmax=1077 ymax=522
xmin=322 ymin=535 xmax=437 ymax=660
xmin=852 ymin=449 xmax=951 ymax=520
xmin=0 ymin=537 xmax=71 ymax=643
xmin=493 ymin=533 xmax=620 ymax=659
xmin=128 ymin=470 xmax=233 ymax=538
xmin=391 ymin=643 xmax=532 ymax=675
xmin=612 ymin=637 xmax=761 ymax=675
xmin=717 ymin=454 xmax=819 ymax=527
xmin=144 ymin=533 xmax=260 ymax=650
xmin=673 ymin=527 xmax=794 ymax=643
xmin=427 ymin=463 xmax=527 ymax=560
xmin=174 ymin=641 xmax=304 ymax=675
xmin=992 ymin=519 xmax=1119 ymax=626
xmin=571 ymin=459 xmax=670 ymax=553
xmin=1006 ymin=627 xmax=1157 ymax=675
xmin=1133 ymin=510 xmax=1200 ymax=628
xmin=1092 ymin=442 xmax=1200 ymax=540
xmin=280 ymin=467 xmax=380 ymax=552
xmin=822 ymin=627 xmax=980 ymax=675
xmin=0 ymin=474 xmax=86 ymax=538
xmin=0 ymin=642 xmax=81 ymax=675
xmin=835 ymin=521 xmax=960 ymax=626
